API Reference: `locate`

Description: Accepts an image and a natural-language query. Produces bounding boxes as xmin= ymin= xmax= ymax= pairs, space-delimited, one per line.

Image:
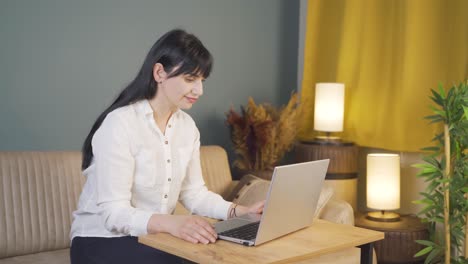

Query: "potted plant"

xmin=413 ymin=81 xmax=468 ymax=264
xmin=226 ymin=93 xmax=300 ymax=179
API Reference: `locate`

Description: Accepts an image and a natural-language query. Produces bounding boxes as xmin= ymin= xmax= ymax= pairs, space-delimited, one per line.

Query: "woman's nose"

xmin=192 ymin=81 xmax=203 ymax=96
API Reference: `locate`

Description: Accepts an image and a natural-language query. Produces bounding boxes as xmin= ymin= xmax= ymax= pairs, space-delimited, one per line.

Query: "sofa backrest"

xmin=198 ymin=145 xmax=233 ymax=198
xmin=0 ymin=151 xmax=84 ymax=259
xmin=0 ymin=146 xmax=233 ymax=259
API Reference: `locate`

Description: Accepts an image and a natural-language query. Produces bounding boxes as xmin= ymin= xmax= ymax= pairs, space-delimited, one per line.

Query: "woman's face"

xmin=159 ymin=73 xmax=204 ymax=110
xmin=153 ymin=63 xmax=205 ymax=110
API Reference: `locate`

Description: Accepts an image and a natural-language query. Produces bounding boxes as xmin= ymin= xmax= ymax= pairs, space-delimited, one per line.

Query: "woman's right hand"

xmin=148 ymin=214 xmax=217 ymax=244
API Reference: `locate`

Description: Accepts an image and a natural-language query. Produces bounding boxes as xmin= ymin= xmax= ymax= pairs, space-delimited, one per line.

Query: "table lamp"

xmin=314 ymin=83 xmax=345 ymax=140
xmin=366 ymin=153 xmax=401 ymax=222
xmin=295 ymin=82 xmax=359 ymax=211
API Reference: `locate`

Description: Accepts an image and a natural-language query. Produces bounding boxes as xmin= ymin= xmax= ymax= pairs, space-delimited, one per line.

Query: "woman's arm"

xmin=93 ymin=112 xmax=153 ymax=236
xmin=178 ymin=127 xmax=232 ymax=220
xmin=227 ymin=201 xmax=265 ymax=219
xmin=179 ymin=126 xmax=265 ymax=221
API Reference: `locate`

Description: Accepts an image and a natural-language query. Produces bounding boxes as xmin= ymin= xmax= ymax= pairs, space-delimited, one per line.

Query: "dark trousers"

xmin=70 ymin=236 xmax=193 ymax=264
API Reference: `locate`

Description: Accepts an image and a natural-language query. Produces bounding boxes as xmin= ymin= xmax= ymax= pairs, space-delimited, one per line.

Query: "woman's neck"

xmin=148 ymin=96 xmax=176 ymax=134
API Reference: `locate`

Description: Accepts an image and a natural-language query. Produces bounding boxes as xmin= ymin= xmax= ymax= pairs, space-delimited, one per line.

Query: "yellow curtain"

xmin=299 ymin=0 xmax=468 ymax=152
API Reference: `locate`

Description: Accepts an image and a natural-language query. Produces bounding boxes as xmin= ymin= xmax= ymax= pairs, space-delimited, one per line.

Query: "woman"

xmin=70 ymin=29 xmax=264 ymax=264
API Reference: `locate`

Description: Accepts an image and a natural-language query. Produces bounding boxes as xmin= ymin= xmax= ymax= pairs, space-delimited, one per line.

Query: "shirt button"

xmin=167 ymin=159 xmax=170 ymax=163
xmin=168 ymin=124 xmax=172 ymax=128
xmin=165 ymin=140 xmax=168 ymax=144
xmin=168 ymin=178 xmax=172 ymax=182
xmin=164 ymin=194 xmax=168 ymax=198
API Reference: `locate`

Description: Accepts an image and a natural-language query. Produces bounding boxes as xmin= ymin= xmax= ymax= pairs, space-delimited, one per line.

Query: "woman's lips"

xmin=186 ymin=97 xmax=198 ymax=103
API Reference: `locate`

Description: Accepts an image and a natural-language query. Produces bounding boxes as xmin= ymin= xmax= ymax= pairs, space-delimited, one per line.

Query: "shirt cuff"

xmin=213 ymin=200 xmax=233 ymax=220
xmin=130 ymin=209 xmax=154 ymax=236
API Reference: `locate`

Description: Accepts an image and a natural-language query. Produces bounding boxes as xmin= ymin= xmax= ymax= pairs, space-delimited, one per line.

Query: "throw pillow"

xmin=231 ymin=174 xmax=270 ymax=206
xmin=315 ymin=184 xmax=334 ymax=218
xmin=226 ymin=173 xmax=260 ymax=201
xmin=231 ymin=174 xmax=334 ymax=218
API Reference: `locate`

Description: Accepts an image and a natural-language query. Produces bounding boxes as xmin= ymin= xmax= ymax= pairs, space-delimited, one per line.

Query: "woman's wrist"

xmin=227 ymin=203 xmax=250 ymax=218
xmin=227 ymin=203 xmax=238 ymax=219
xmin=236 ymin=205 xmax=249 ymax=216
xmin=147 ymin=214 xmax=171 ymax=234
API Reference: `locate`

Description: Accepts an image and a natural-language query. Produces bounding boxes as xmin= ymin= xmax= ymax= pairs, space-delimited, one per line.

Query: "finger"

xmin=195 ymin=224 xmax=217 ymax=243
xmin=195 ymin=218 xmax=218 ymax=239
xmin=193 ymin=223 xmax=217 ymax=243
xmin=188 ymin=227 xmax=211 ymax=244
xmin=257 ymin=201 xmax=266 ymax=212
xmin=259 ymin=202 xmax=265 ymax=211
xmin=181 ymin=233 xmax=199 ymax=244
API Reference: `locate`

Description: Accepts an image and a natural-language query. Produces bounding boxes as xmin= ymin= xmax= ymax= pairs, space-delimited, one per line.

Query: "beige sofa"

xmin=0 ymin=145 xmax=356 ymax=264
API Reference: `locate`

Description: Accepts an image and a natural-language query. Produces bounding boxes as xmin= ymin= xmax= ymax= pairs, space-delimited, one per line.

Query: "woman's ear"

xmin=153 ymin=63 xmax=167 ymax=83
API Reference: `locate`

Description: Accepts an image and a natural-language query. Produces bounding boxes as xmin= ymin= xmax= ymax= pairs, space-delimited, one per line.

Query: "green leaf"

xmin=414 ymin=246 xmax=433 ymax=257
xmin=436 ymin=180 xmax=451 ymax=186
xmin=421 ymin=146 xmax=440 ymax=152
xmin=415 ymin=240 xmax=436 ymax=247
xmin=438 ymin=83 xmax=446 ymax=99
xmin=422 ymin=156 xmax=440 ymax=166
xmin=429 ymin=107 xmax=446 ymax=118
xmin=419 ymin=205 xmax=437 ymax=215
xmin=424 ymin=114 xmax=442 ymax=120
xmin=431 ymin=89 xmax=444 ymax=105
xmin=422 ymin=167 xmax=438 ymax=174
xmin=419 ymin=192 xmax=437 ymax=201
xmin=413 ymin=198 xmax=434 ymax=205
xmin=424 ymin=247 xmax=441 ymax=264
xmin=413 ymin=163 xmax=434 ymax=169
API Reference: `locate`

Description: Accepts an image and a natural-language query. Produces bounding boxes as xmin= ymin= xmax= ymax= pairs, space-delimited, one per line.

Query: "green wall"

xmin=0 ymin=0 xmax=299 ymax=159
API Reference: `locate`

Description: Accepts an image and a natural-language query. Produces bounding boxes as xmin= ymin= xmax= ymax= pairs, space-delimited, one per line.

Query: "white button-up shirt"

xmin=71 ymin=100 xmax=232 ymax=239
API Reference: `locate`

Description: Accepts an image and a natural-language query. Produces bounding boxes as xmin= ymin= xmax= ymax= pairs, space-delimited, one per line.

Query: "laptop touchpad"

xmin=215 ymin=218 xmax=255 ymax=233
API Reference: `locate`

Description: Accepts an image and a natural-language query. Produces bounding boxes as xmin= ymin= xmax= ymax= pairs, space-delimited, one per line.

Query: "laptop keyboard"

xmin=218 ymin=221 xmax=260 ymax=241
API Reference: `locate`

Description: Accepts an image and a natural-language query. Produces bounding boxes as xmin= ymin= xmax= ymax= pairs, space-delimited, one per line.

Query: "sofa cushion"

xmin=0 ymin=249 xmax=69 ymax=264
xmin=230 ymin=174 xmax=334 ymax=218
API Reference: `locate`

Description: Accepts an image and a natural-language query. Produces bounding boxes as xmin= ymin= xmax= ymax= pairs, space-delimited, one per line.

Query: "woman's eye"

xmin=185 ymin=77 xmax=196 ymax=83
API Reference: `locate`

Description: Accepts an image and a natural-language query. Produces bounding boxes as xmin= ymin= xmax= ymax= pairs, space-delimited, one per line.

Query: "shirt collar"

xmin=138 ymin=99 xmax=154 ymax=116
xmin=136 ymin=99 xmax=181 ymax=118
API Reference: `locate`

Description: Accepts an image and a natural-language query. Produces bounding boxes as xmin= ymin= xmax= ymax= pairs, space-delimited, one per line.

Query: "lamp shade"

xmin=366 ymin=154 xmax=400 ymax=210
xmin=314 ymin=83 xmax=345 ymax=132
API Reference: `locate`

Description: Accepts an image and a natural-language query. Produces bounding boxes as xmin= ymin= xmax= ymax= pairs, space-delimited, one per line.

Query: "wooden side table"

xmin=295 ymin=140 xmax=358 ymax=211
xmin=355 ymin=213 xmax=429 ymax=264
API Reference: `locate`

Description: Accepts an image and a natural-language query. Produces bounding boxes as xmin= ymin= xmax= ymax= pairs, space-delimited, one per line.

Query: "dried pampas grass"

xmin=226 ymin=93 xmax=300 ymax=171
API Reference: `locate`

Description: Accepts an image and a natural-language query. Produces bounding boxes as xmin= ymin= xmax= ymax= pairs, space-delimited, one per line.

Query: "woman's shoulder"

xmin=175 ymin=110 xmax=196 ymax=127
xmin=102 ymin=104 xmax=139 ymax=128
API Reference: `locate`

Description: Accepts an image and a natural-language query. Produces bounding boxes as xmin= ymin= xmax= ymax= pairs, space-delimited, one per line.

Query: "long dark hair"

xmin=81 ymin=29 xmax=213 ymax=170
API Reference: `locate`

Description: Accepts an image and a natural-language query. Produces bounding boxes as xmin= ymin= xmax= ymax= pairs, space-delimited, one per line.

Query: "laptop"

xmin=215 ymin=159 xmax=329 ymax=246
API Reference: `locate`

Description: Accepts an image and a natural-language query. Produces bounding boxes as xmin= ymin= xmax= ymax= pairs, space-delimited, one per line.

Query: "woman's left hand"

xmin=246 ymin=200 xmax=265 ymax=214
xmin=230 ymin=200 xmax=265 ymax=218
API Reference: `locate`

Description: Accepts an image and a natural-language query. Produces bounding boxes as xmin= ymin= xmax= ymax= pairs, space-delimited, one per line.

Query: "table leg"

xmin=358 ymin=243 xmax=373 ymax=264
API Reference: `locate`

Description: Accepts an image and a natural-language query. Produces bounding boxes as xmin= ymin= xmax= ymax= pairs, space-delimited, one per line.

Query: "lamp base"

xmin=315 ymin=135 xmax=342 ymax=141
xmin=366 ymin=211 xmax=401 ymax=222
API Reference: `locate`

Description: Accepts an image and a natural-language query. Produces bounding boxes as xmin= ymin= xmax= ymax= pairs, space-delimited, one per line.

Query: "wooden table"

xmin=139 ymin=219 xmax=384 ymax=264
